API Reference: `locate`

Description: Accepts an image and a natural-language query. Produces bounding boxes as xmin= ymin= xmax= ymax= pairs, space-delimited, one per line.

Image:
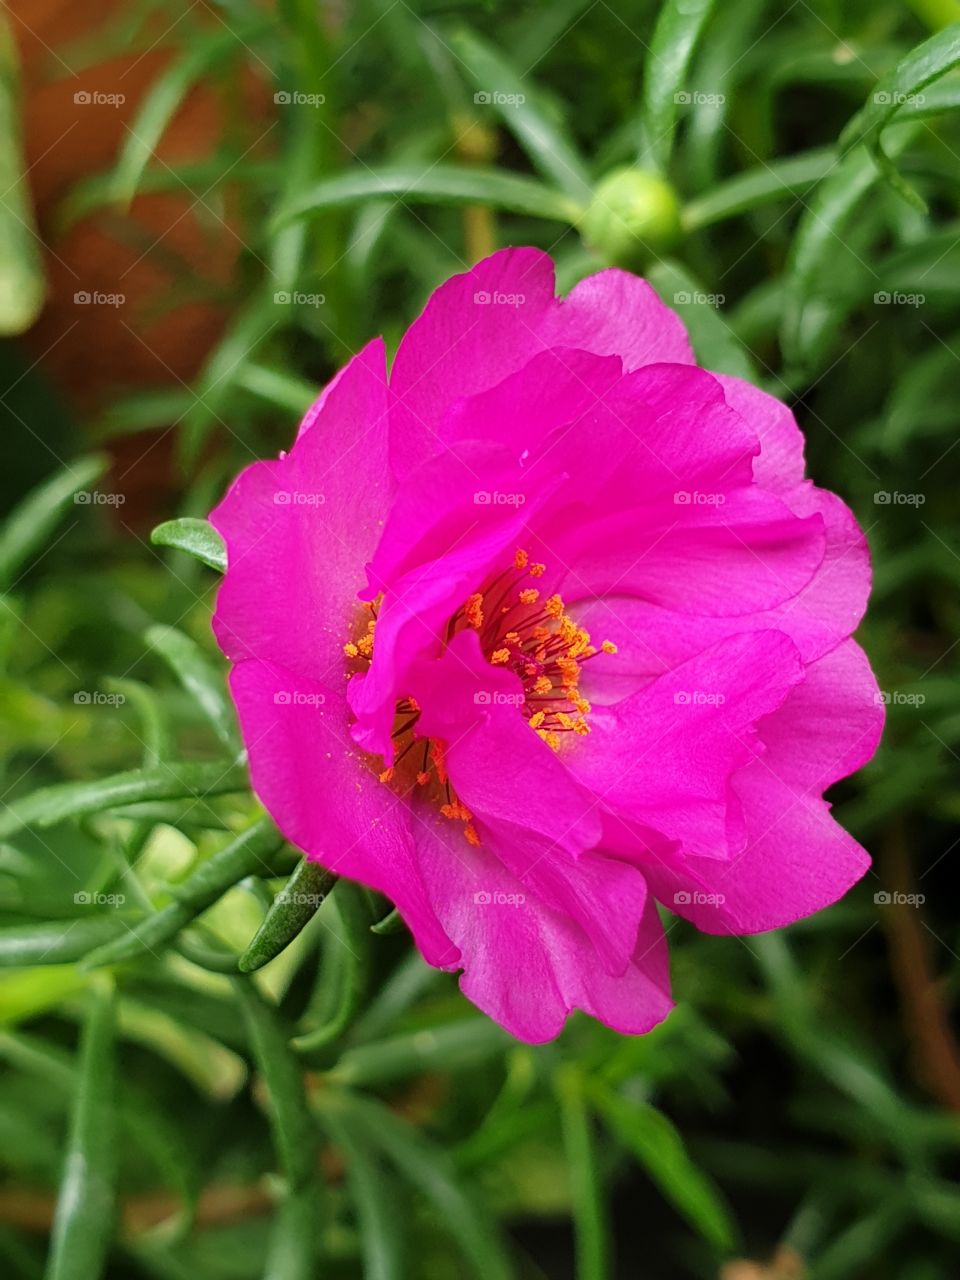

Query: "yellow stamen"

xmin=465 ymin=592 xmax=484 ymax=628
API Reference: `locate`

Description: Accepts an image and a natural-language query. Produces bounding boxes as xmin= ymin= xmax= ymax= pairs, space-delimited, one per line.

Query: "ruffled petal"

xmin=639 ymin=641 xmax=880 ymax=932
xmin=229 ymin=658 xmax=458 ymax=968
xmin=567 ymin=630 xmax=805 ymax=858
xmin=389 ymin=248 xmax=693 ymax=478
xmin=410 ymin=802 xmax=672 ymax=1042
xmin=211 ymin=339 xmax=392 ymax=685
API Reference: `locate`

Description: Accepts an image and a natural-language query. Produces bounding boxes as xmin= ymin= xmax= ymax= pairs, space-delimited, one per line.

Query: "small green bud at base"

xmin=580 ymin=167 xmax=682 ymax=268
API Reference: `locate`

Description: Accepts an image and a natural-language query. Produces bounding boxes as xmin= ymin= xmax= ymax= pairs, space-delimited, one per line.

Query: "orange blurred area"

xmin=8 ymin=0 xmax=272 ymax=414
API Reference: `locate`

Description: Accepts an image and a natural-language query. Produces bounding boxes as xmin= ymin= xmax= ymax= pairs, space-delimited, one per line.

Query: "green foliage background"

xmin=2 ymin=1 xmax=960 ymax=1277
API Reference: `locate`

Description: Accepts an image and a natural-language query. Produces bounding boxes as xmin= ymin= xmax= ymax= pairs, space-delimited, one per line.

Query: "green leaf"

xmin=781 ymin=124 xmax=920 ymax=367
xmin=292 ymin=882 xmax=372 ymax=1054
xmin=370 ymin=906 xmax=405 ymax=935
xmin=239 ymin=858 xmax=337 ymax=973
xmin=589 ymin=1083 xmax=736 ymax=1254
xmin=0 ymin=915 xmax=139 ymax=968
xmin=317 ymin=1105 xmax=404 ymax=1280
xmin=0 ymin=18 xmax=45 ymax=336
xmin=150 ymin=517 xmax=227 ymax=573
xmin=557 ymin=1069 xmax=611 ymax=1280
xmin=683 ymin=147 xmax=836 ymax=231
xmin=275 ymin=166 xmax=582 ymax=230
xmin=329 ymin=1019 xmax=510 ymax=1088
xmin=318 ymin=1092 xmax=515 ymax=1280
xmin=108 ymin=30 xmax=253 ymax=208
xmin=638 ymin=0 xmax=717 ymax=169
xmin=104 ymin=678 xmax=173 ymax=767
xmin=843 ymin=26 xmax=960 ymax=210
xmin=79 ymin=815 xmax=284 ymax=970
xmin=234 ymin=362 xmax=318 ymax=416
xmin=146 ymin=624 xmax=240 ymax=753
xmin=0 ymin=455 xmax=107 ymax=590
xmin=647 ymin=259 xmax=756 ymax=380
xmin=0 ymin=759 xmax=248 ymax=839
xmin=450 ymin=29 xmax=591 ymax=202
xmin=840 ymin=23 xmax=960 ymax=210
xmin=233 ymin=979 xmax=322 ymax=1279
xmin=45 ymin=981 xmax=116 ymax=1280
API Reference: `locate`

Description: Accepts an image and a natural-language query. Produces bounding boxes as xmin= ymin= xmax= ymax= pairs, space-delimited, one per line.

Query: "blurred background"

xmin=2 ymin=1 xmax=960 ymax=1277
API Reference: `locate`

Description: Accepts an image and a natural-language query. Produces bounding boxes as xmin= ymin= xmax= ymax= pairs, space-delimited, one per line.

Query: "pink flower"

xmin=211 ymin=248 xmax=883 ymax=1043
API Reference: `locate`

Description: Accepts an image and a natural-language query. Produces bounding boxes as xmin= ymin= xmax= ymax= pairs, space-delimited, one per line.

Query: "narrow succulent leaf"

xmin=146 ymin=624 xmax=240 ymax=753
xmin=79 ymin=816 xmax=284 ymax=970
xmin=275 ymin=166 xmax=582 ymax=229
xmin=589 ymin=1082 xmax=736 ymax=1254
xmin=150 ymin=518 xmax=227 ymax=572
xmin=239 ymin=858 xmax=337 ymax=973
xmin=450 ymin=29 xmax=592 ymax=202
xmin=0 ymin=455 xmax=106 ymax=589
xmin=638 ymin=0 xmax=717 ymax=168
xmin=558 ymin=1068 xmax=611 ymax=1280
xmin=291 ymin=881 xmax=372 ymax=1054
xmin=44 ymin=981 xmax=117 ymax=1280
xmin=0 ymin=760 xmax=248 ymax=839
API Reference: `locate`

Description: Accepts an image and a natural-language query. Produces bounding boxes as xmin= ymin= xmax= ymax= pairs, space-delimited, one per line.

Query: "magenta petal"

xmin=229 ymin=659 xmax=458 ymax=968
xmin=568 ymin=630 xmax=805 ymax=857
xmin=409 ymin=630 xmax=602 ymax=854
xmin=646 ymin=773 xmax=871 ymax=934
xmin=211 ymin=339 xmax=392 ymax=685
xmin=542 ymin=269 xmax=694 ymax=370
xmin=410 ymin=804 xmax=672 ymax=1042
xmin=439 ymin=347 xmax=623 ymax=455
xmin=641 ymin=640 xmax=880 ymax=932
xmin=561 ymin=489 xmax=826 ymax=617
xmin=715 ymin=373 xmax=806 ymax=494
xmin=388 ymin=248 xmax=693 ymax=478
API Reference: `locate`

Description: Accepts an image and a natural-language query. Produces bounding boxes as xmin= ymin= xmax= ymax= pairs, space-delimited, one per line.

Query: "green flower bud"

xmin=580 ymin=167 xmax=682 ymax=268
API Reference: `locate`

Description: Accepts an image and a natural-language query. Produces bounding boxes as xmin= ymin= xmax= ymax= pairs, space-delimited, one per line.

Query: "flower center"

xmin=343 ymin=548 xmax=616 ymax=843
